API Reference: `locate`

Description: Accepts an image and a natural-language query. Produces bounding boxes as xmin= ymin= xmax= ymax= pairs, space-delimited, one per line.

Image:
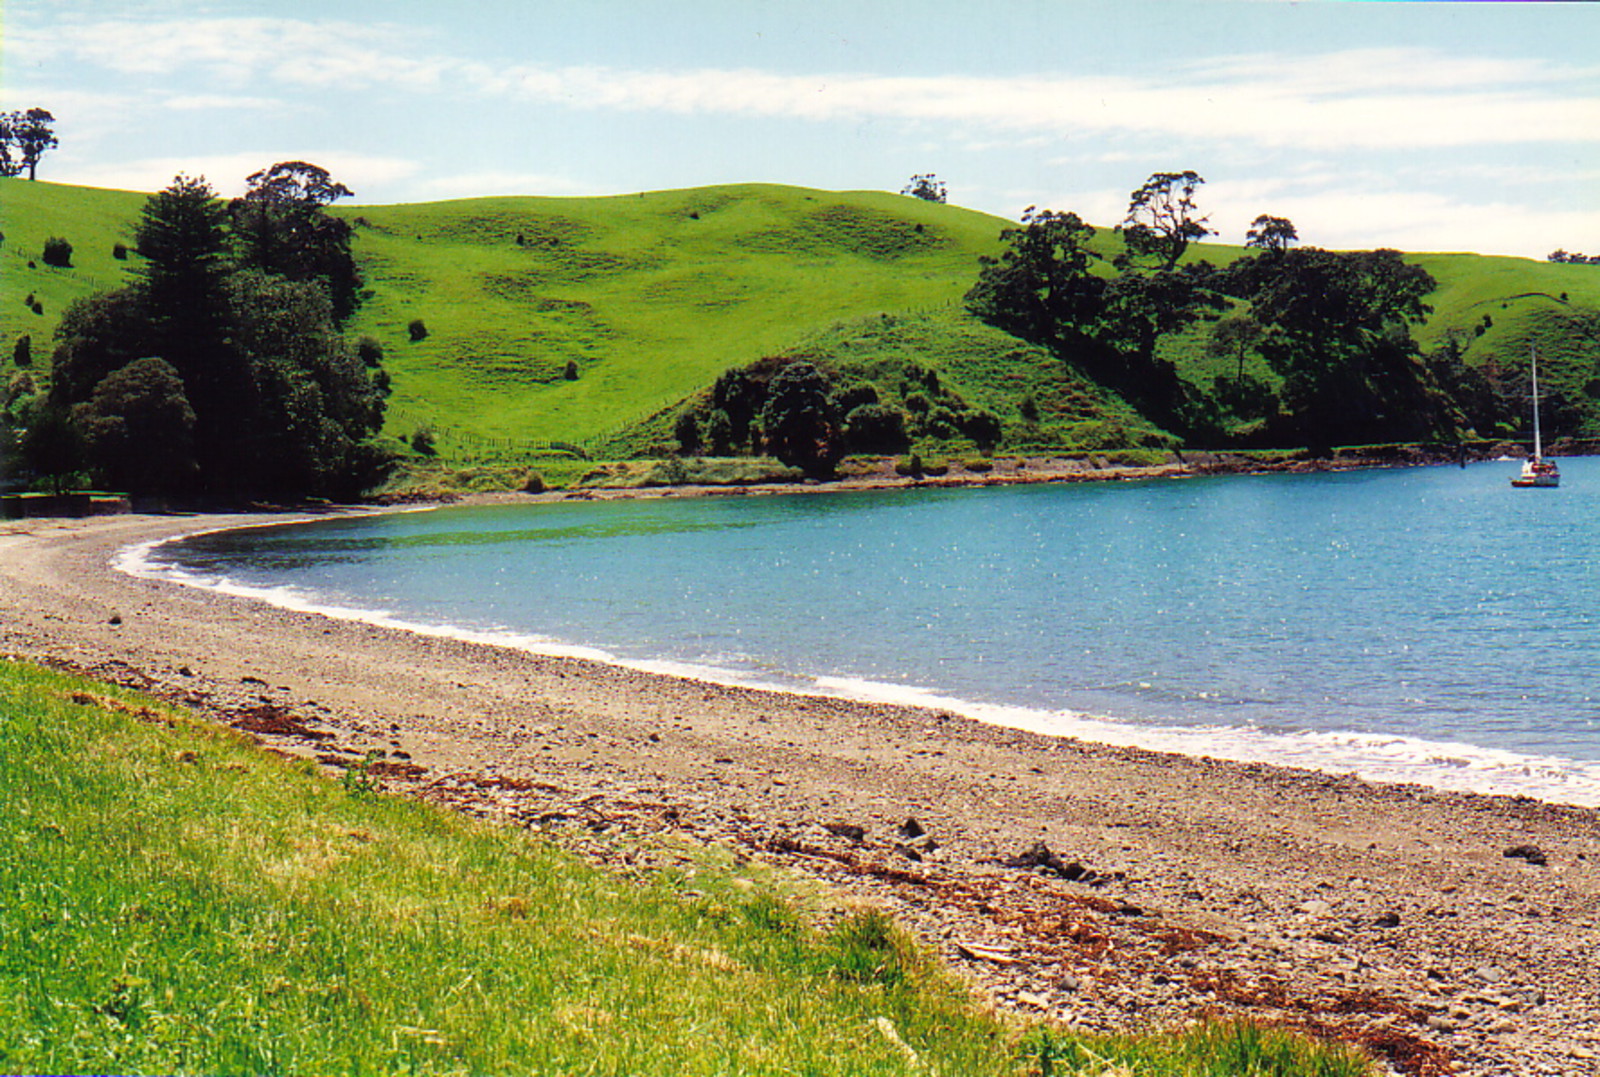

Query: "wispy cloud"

xmin=50 ymin=150 xmax=422 ymax=199
xmin=19 ymin=17 xmax=1600 ymax=153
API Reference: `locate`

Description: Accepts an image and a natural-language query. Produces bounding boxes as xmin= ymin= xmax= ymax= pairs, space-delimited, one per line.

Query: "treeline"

xmin=964 ymin=172 xmax=1588 ymax=450
xmin=1547 ymin=250 xmax=1600 ymax=266
xmin=7 ymin=163 xmax=392 ymax=501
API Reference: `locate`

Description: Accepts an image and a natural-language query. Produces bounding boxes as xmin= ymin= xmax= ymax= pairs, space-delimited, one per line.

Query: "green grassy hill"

xmin=6 ymin=176 xmax=1599 ymax=457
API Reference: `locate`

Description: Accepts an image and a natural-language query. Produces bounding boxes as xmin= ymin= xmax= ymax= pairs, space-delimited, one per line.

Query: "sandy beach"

xmin=3 ymin=503 xmax=1598 ymax=1076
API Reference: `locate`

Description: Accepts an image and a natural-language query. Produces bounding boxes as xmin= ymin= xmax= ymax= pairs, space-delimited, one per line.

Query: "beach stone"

xmin=823 ymin=821 xmax=866 ymax=842
xmin=1375 ymin=911 xmax=1402 ymax=927
xmin=1504 ymin=844 xmax=1548 ymax=866
xmin=898 ymin=817 xmax=926 ymax=839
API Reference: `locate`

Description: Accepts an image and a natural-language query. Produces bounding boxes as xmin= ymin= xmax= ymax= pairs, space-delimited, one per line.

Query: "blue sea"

xmin=125 ymin=458 xmax=1600 ymax=805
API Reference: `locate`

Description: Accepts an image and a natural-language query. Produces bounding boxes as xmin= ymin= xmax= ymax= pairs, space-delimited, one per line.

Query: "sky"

xmin=3 ymin=0 xmax=1597 ymax=258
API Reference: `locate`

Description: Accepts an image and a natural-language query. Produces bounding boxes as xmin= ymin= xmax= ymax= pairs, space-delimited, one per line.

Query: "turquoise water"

xmin=136 ymin=459 xmax=1600 ymax=803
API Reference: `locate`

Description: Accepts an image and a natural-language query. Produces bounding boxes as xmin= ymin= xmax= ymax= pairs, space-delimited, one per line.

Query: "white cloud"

xmin=23 ymin=17 xmax=1600 ymax=154
xmin=50 ymin=151 xmax=421 ymax=199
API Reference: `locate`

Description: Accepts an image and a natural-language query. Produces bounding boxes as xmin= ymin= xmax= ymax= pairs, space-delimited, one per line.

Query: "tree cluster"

xmin=966 ymin=172 xmax=1455 ymax=447
xmin=0 ymin=109 xmax=57 ymax=180
xmin=1547 ymin=250 xmax=1600 ymax=266
xmin=25 ymin=166 xmax=390 ymax=500
xmin=674 ymin=356 xmax=1001 ymax=474
xmin=901 ymin=174 xmax=948 ymax=204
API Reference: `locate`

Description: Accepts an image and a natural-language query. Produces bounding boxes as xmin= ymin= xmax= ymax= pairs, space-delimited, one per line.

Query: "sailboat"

xmin=1511 ymin=345 xmax=1560 ymax=488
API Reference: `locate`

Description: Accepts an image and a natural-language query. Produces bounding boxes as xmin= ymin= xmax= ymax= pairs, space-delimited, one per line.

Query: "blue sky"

xmin=4 ymin=0 xmax=1597 ymax=257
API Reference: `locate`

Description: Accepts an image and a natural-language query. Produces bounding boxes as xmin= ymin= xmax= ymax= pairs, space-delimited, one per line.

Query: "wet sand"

xmin=3 ymin=505 xmax=1598 ymax=1075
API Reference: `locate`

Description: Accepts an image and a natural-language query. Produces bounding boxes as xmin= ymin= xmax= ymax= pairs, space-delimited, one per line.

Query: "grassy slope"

xmin=5 ymin=175 xmax=1598 ymax=449
xmin=0 ymin=657 xmax=1373 ymax=1076
xmin=339 ymin=184 xmax=1006 ymax=446
xmin=0 ymin=178 xmax=145 ymax=357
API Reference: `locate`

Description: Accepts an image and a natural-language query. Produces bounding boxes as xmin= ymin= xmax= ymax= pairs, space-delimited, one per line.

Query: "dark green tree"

xmin=842 ymin=402 xmax=910 ymax=453
xmin=1245 ymin=214 xmax=1298 ymax=255
xmin=0 ymin=109 xmax=58 ymax=180
xmin=760 ymin=362 xmax=841 ymax=475
xmin=674 ymin=409 xmax=701 ymax=454
xmin=711 ymin=367 xmax=765 ymax=449
xmin=49 ymin=176 xmax=390 ymax=500
xmin=1234 ymin=247 xmax=1442 ymax=443
xmin=72 ymin=357 xmax=197 ymax=496
xmin=18 ymin=405 xmax=83 ymax=494
xmin=222 ymin=270 xmax=387 ymax=497
xmin=231 ymin=161 xmax=362 ymax=322
xmin=704 ymin=409 xmax=734 ymax=455
xmin=965 ymin=208 xmax=1105 ymax=350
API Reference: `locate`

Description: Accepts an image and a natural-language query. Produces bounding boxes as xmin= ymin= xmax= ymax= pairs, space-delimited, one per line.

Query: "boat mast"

xmin=1531 ymin=345 xmax=1543 ymax=460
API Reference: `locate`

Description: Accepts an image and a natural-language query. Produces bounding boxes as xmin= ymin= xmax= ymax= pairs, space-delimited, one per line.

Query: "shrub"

xmin=903 ymin=391 xmax=931 ymax=415
xmin=960 ymin=408 xmax=1003 ymax=450
xmin=407 ymin=318 xmax=428 ymax=342
xmin=831 ymin=380 xmax=879 ymax=413
xmin=895 ymin=452 xmax=924 ymax=477
xmin=520 ymin=470 xmax=545 ymax=493
xmin=922 ymin=406 xmax=961 ymax=439
xmin=705 ymin=409 xmax=734 ymax=455
xmin=1018 ymin=395 xmax=1040 ymax=423
xmin=112 ymin=242 xmax=129 ymax=260
xmin=12 ymin=335 xmax=31 ymax=367
xmin=356 ymin=335 xmax=384 ymax=367
xmin=410 ymin=427 xmax=437 ymax=456
xmin=41 ymin=236 xmax=72 ymax=268
xmin=673 ymin=410 xmax=701 ymax=454
xmin=563 ymin=358 xmax=579 ymax=381
xmin=842 ymin=403 xmax=910 ymax=453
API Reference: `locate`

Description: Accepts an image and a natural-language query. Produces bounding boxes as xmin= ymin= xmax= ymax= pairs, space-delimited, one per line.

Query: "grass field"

xmin=0 ymin=656 xmax=1374 ymax=1076
xmin=6 ymin=175 xmax=1599 ymax=457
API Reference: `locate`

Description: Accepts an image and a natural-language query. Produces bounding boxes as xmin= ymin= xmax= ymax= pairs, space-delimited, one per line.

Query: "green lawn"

xmin=0 ymin=657 xmax=1375 ymax=1076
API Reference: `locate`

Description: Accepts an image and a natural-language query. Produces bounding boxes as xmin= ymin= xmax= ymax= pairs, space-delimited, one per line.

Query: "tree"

xmin=673 ymin=409 xmax=701 ymax=454
xmin=1207 ymin=314 xmax=1264 ymax=383
xmin=72 ymin=357 xmax=197 ymax=496
xmin=232 ymin=162 xmax=361 ymax=322
xmin=965 ymin=208 xmax=1106 ymax=349
xmin=842 ymin=403 xmax=911 ymax=454
xmin=220 ymin=270 xmax=388 ymax=497
xmin=901 ymin=174 xmax=948 ymax=203
xmin=18 ymin=405 xmax=83 ymax=494
xmin=242 ymin=161 xmax=354 ymax=205
xmin=760 ymin=362 xmax=841 ymax=475
xmin=0 ymin=109 xmax=58 ymax=180
xmin=1245 ymin=214 xmax=1298 ymax=255
xmin=1119 ymin=170 xmax=1213 ymax=270
xmin=1235 ymin=247 xmax=1443 ymax=443
xmin=48 ymin=176 xmax=390 ymax=500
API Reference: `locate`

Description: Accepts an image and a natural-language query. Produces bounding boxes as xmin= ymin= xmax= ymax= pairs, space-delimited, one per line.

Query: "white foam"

xmin=117 ymin=528 xmax=1600 ymax=810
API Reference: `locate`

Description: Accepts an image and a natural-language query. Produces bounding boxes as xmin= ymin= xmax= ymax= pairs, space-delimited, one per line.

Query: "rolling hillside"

xmin=5 ymin=176 xmax=1599 ymax=456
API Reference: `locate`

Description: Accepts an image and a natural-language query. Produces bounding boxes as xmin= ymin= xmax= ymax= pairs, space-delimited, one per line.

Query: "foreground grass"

xmin=0 ymin=657 xmax=1372 ymax=1075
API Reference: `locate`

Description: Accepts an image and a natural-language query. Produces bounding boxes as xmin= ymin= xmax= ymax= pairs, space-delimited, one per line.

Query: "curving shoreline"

xmin=3 ymin=505 xmax=1599 ymax=1074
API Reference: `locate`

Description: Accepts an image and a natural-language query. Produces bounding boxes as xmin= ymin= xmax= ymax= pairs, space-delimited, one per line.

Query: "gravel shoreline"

xmin=3 ymin=506 xmax=1598 ymax=1075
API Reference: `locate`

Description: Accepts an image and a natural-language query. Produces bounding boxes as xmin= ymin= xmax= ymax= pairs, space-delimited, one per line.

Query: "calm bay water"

xmin=135 ymin=459 xmax=1600 ymax=804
